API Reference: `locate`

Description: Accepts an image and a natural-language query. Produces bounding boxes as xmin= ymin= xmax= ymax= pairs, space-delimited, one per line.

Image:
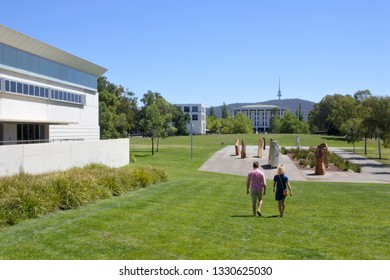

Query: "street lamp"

xmin=190 ymin=121 xmax=193 ymax=159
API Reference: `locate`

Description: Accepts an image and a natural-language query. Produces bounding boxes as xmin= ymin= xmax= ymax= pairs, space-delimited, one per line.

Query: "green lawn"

xmin=0 ymin=134 xmax=389 ymax=259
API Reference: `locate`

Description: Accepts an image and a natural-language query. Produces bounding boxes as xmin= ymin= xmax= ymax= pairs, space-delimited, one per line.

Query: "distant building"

xmin=233 ymin=104 xmax=285 ymax=133
xmin=176 ymin=104 xmax=206 ymax=134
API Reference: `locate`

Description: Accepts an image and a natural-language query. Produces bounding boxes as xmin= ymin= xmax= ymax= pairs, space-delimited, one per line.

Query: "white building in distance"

xmin=233 ymin=104 xmax=285 ymax=133
xmin=176 ymin=104 xmax=206 ymax=135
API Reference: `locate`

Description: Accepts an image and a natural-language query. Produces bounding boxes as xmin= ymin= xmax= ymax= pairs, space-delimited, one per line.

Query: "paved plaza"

xmin=198 ymin=145 xmax=390 ymax=184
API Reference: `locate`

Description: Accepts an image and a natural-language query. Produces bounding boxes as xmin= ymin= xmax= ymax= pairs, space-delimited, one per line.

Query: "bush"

xmin=285 ymin=147 xmax=361 ymax=173
xmin=0 ymin=164 xmax=168 ymax=226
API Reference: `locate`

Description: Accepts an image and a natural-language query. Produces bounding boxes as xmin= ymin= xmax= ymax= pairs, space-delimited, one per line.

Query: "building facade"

xmin=233 ymin=104 xmax=285 ymax=133
xmin=0 ymin=25 xmax=107 ymax=145
xmin=176 ymin=104 xmax=206 ymax=135
xmin=0 ymin=25 xmax=130 ymax=176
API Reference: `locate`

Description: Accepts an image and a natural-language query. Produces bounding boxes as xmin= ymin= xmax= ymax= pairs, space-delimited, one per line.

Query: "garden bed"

xmin=282 ymin=147 xmax=361 ymax=173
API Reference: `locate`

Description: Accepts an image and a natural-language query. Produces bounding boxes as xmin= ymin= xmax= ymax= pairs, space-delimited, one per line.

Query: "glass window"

xmin=17 ymin=82 xmax=23 ymax=94
xmin=40 ymin=87 xmax=45 ymax=97
xmin=2 ymin=44 xmax=17 ymax=66
xmin=192 ymin=106 xmax=198 ymax=112
xmin=192 ymin=114 xmax=198 ymax=121
xmin=1 ymin=43 xmax=98 ymax=90
xmin=35 ymin=86 xmax=40 ymax=96
xmin=10 ymin=81 xmax=16 ymax=92
xmin=5 ymin=80 xmax=10 ymax=91
xmin=23 ymin=84 xmax=29 ymax=95
xmin=184 ymin=106 xmax=190 ymax=112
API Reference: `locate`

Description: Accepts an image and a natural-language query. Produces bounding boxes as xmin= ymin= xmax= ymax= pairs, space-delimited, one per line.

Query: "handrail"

xmin=0 ymin=138 xmax=84 ymax=145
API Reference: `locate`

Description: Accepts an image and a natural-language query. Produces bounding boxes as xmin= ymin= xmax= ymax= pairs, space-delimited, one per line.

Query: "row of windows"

xmin=0 ymin=43 xmax=97 ymax=89
xmin=184 ymin=106 xmax=199 ymax=112
xmin=0 ymin=78 xmax=85 ymax=105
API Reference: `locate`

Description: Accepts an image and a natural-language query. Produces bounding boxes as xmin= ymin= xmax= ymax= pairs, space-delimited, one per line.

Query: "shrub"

xmin=0 ymin=164 xmax=168 ymax=226
xmin=299 ymin=159 xmax=308 ymax=167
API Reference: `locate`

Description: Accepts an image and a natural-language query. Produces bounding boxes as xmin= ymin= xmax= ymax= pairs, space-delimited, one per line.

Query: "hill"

xmin=207 ymin=98 xmax=315 ymax=120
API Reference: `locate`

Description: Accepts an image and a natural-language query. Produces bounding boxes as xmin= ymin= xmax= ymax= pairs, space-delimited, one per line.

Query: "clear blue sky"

xmin=2 ymin=0 xmax=389 ymax=107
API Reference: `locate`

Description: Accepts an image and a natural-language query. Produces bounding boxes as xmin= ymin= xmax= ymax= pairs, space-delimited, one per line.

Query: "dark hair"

xmin=253 ymin=161 xmax=259 ymax=168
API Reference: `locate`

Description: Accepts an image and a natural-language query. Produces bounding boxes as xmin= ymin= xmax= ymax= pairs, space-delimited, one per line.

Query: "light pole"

xmin=190 ymin=121 xmax=193 ymax=159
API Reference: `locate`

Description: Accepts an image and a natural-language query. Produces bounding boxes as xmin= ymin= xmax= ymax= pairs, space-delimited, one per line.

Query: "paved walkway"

xmin=198 ymin=145 xmax=390 ymax=184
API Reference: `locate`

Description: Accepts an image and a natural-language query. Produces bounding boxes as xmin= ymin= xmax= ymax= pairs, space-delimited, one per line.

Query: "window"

xmin=17 ymin=124 xmax=45 ymax=144
xmin=40 ymin=87 xmax=45 ymax=97
xmin=184 ymin=106 xmax=190 ymax=112
xmin=35 ymin=86 xmax=40 ymax=96
xmin=0 ymin=43 xmax=98 ymax=90
xmin=17 ymin=82 xmax=23 ymax=94
xmin=192 ymin=114 xmax=198 ymax=121
xmin=2 ymin=78 xmax=85 ymax=104
xmin=192 ymin=106 xmax=198 ymax=112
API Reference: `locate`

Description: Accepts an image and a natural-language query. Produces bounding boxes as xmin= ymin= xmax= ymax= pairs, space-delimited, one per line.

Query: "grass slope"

xmin=0 ymin=134 xmax=389 ymax=259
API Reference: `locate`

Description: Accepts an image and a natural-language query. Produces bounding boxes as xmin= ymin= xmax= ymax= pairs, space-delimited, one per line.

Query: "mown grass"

xmin=0 ymin=134 xmax=389 ymax=260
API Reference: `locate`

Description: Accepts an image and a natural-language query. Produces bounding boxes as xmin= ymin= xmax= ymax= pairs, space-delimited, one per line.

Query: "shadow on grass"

xmin=230 ymin=214 xmax=254 ymax=218
xmin=263 ymin=215 xmax=281 ymax=218
xmin=134 ymin=154 xmax=153 ymax=158
xmin=321 ymin=136 xmax=348 ymax=142
xmin=230 ymin=214 xmax=280 ymax=218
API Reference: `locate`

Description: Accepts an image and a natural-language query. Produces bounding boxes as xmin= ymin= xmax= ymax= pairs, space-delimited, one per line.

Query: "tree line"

xmin=98 ymin=76 xmax=389 ymax=152
xmin=98 ymin=77 xmax=189 ymax=154
xmin=308 ymin=90 xmax=390 ymax=152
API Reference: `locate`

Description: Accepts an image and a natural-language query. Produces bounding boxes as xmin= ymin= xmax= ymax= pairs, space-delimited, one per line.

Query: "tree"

xmin=221 ymin=102 xmax=229 ymax=119
xmin=207 ymin=115 xmax=222 ymax=134
xmin=139 ymin=91 xmax=172 ymax=154
xmin=209 ymin=106 xmax=215 ymax=117
xmin=139 ymin=103 xmax=163 ymax=155
xmin=340 ymin=118 xmax=363 ymax=153
xmin=171 ymin=105 xmax=190 ymax=135
xmin=278 ymin=111 xmax=309 ymax=134
xmin=295 ymin=103 xmax=304 ymax=121
xmin=269 ymin=108 xmax=281 ymax=133
xmin=308 ymin=94 xmax=358 ymax=135
xmin=98 ymin=76 xmax=138 ymax=139
xmin=220 ymin=117 xmax=234 ymax=134
xmin=232 ymin=113 xmax=253 ymax=134
xmin=354 ymin=89 xmax=372 ymax=102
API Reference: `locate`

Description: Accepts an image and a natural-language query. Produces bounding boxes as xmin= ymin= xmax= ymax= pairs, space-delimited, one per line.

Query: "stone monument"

xmin=296 ymin=136 xmax=301 ymax=149
xmin=241 ymin=139 xmax=247 ymax=158
xmin=268 ymin=140 xmax=280 ymax=168
xmin=234 ymin=139 xmax=240 ymax=156
xmin=258 ymin=139 xmax=264 ymax=158
xmin=315 ymin=143 xmax=328 ymax=175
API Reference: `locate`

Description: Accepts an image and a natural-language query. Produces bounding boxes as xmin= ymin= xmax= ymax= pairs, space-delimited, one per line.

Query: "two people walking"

xmin=246 ymin=162 xmax=292 ymax=217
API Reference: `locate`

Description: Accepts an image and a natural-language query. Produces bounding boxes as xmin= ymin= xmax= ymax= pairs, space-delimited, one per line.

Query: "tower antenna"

xmin=277 ymin=77 xmax=282 ymax=100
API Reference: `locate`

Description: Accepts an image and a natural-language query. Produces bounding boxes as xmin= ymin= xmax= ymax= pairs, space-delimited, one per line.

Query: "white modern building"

xmin=0 ymin=25 xmax=106 ymax=143
xmin=233 ymin=104 xmax=285 ymax=133
xmin=176 ymin=104 xmax=206 ymax=135
xmin=0 ymin=25 xmax=129 ymax=176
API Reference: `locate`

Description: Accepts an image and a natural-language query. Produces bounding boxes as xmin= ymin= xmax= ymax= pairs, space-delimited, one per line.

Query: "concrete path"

xmin=198 ymin=146 xmax=390 ymax=184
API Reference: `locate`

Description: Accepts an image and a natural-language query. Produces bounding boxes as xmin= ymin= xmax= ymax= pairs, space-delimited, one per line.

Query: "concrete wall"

xmin=0 ymin=138 xmax=129 ymax=176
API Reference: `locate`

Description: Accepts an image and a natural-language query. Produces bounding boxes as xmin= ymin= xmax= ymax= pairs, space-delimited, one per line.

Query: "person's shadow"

xmin=230 ymin=214 xmax=280 ymax=218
